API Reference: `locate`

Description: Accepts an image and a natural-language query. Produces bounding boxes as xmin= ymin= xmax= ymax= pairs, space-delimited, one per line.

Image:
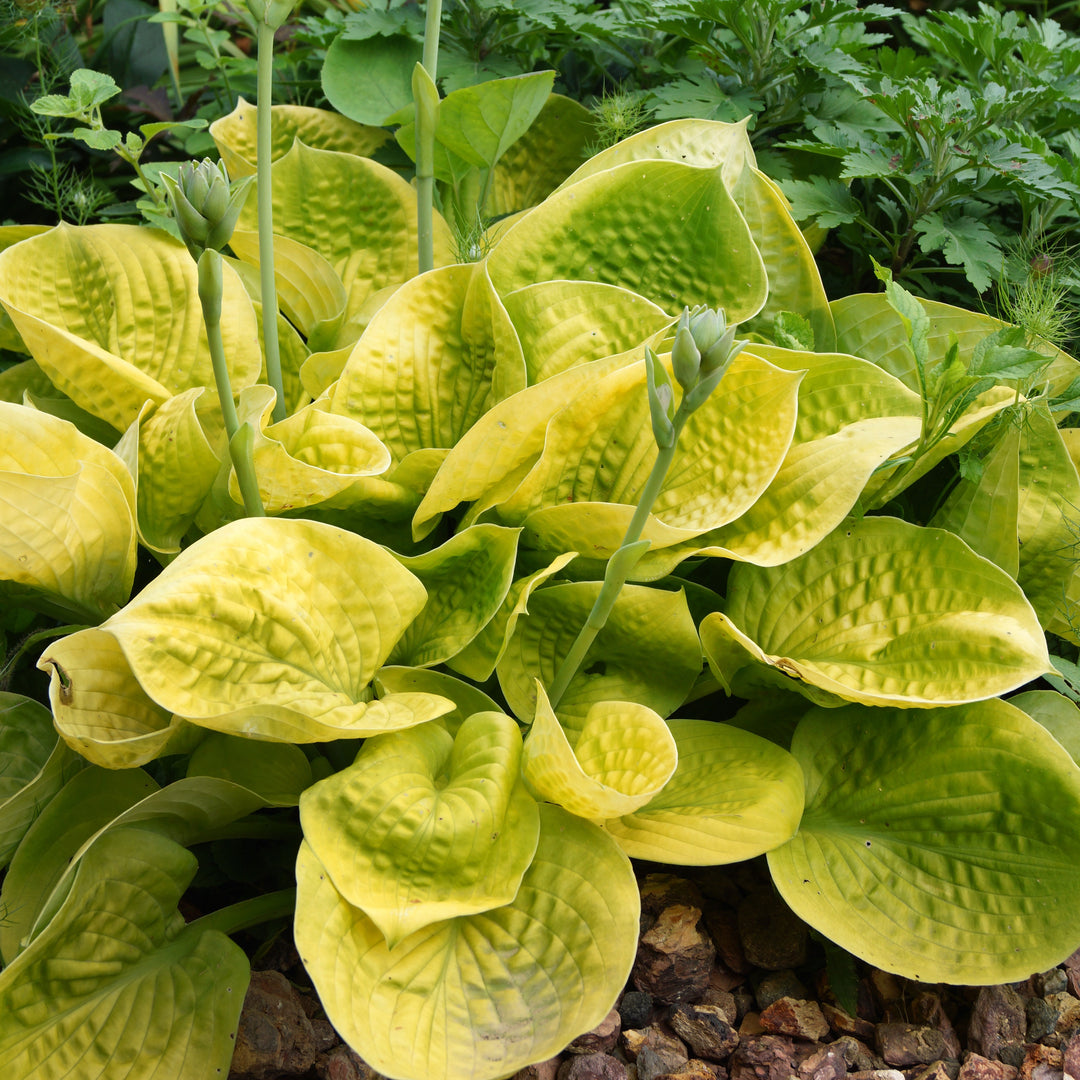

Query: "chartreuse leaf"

xmin=374 ymin=667 xmax=502 ymax=738
xmin=768 ymin=700 xmax=1080 ymax=983
xmin=437 ymin=72 xmax=554 ymax=171
xmin=114 ymin=389 xmax=221 ymax=555
xmin=486 ymin=159 xmax=768 ymax=320
xmin=501 ymin=353 xmax=801 ymax=557
xmin=524 ymin=682 xmax=676 ymax=822
xmin=501 ymin=281 xmax=670 ymax=384
xmin=0 ymin=765 xmax=158 ymax=963
xmin=702 ymin=516 xmax=1050 ymax=708
xmin=0 ymin=402 xmax=136 ymax=619
xmin=322 ymin=34 xmax=421 ymax=127
xmin=0 ymin=828 xmax=248 ymax=1079
xmin=40 ymin=629 xmax=197 ymax=769
xmin=331 ymin=262 xmax=524 ymax=463
xmin=497 ymin=582 xmax=701 ymax=730
xmin=483 ymin=94 xmax=595 ymax=219
xmin=0 ymin=694 xmax=83 ymax=869
xmin=930 ymin=419 xmax=1021 ymax=577
xmin=227 ymin=385 xmax=391 ymax=515
xmin=295 ymin=803 xmax=639 ymax=1080
xmin=0 ymin=224 xmax=261 ymax=432
xmin=449 ymin=552 xmax=577 ymax=683
xmin=187 ymin=733 xmax=312 ymax=806
xmin=301 ymin=713 xmax=539 ymax=947
xmin=603 ymin=719 xmax=804 ymax=865
xmin=209 ymin=97 xmax=389 ymax=178
xmin=388 ymin=525 xmax=520 ymax=668
xmin=53 ymin=518 xmax=451 ymax=742
xmin=233 ymin=142 xmax=454 ymax=324
xmin=1010 ymin=690 xmax=1080 ymax=765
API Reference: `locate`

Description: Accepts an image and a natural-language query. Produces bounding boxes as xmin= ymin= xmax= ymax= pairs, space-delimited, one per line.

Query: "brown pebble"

xmin=314 ymin=1044 xmax=386 ymax=1080
xmin=831 ymin=1035 xmax=883 ymax=1073
xmin=798 ymin=1044 xmax=847 ymax=1080
xmin=1053 ymin=995 xmax=1080 ymax=1040
xmin=875 ymin=1023 xmax=951 ymax=1067
xmin=968 ymin=987 xmax=1027 ymax=1062
xmin=910 ymin=1062 xmax=960 ymax=1080
xmin=229 ymin=970 xmax=319 ymax=1080
xmin=653 ymin=1061 xmax=726 ymax=1080
xmin=737 ymin=889 xmax=807 ymax=970
xmin=699 ymin=988 xmax=738 ymax=1024
xmin=567 ymin=1009 xmax=621 ymax=1055
xmin=959 ymin=1052 xmax=1020 ymax=1080
xmin=620 ymin=1026 xmax=690 ymax=1069
xmin=669 ymin=1004 xmax=739 ymax=1062
xmin=1020 ymin=1044 xmax=1063 ymax=1080
xmin=556 ymin=1052 xmax=628 ymax=1080
xmin=511 ymin=1057 xmax=561 ymax=1080
xmin=1065 ymin=1033 xmax=1080 ymax=1080
xmin=911 ymin=994 xmax=961 ymax=1061
xmin=729 ymin=1034 xmax=797 ymax=1080
xmin=823 ymin=1003 xmax=877 ymax=1043
xmin=633 ymin=905 xmax=716 ymax=1004
xmin=760 ymin=998 xmax=830 ymax=1042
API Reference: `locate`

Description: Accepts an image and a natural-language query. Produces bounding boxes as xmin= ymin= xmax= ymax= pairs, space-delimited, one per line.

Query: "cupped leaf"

xmin=500 ymin=280 xmax=670 ymax=384
xmin=40 ymin=628 xmax=198 ymax=769
xmin=187 ymin=732 xmax=313 ymax=805
xmin=65 ymin=518 xmax=450 ymax=742
xmin=388 ymin=525 xmax=520 ymax=668
xmin=0 ymin=828 xmax=248 ymax=1080
xmin=114 ymin=389 xmax=220 ymax=555
xmin=0 ymin=694 xmax=83 ymax=869
xmin=603 ymin=718 xmax=804 ymax=865
xmin=0 ymin=401 xmax=136 ymax=619
xmin=227 ymin=385 xmax=392 ymax=514
xmin=0 ymin=224 xmax=261 ymax=431
xmin=210 ymin=97 xmax=389 ymax=177
xmin=301 ymin=712 xmax=540 ymax=946
xmin=486 ymin=158 xmax=768 ymax=319
xmin=497 ymin=582 xmax=701 ymax=729
xmin=295 ymin=803 xmax=639 ymax=1080
xmin=768 ymin=699 xmax=1080 ymax=983
xmin=703 ymin=516 xmax=1050 ymax=707
xmin=523 ymin=682 xmax=677 ymax=822
xmin=374 ymin=667 xmax=502 ymax=738
xmin=233 ymin=142 xmax=454 ymax=321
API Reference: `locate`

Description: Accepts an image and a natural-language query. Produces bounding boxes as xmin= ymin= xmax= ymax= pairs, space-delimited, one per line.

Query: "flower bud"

xmin=689 ymin=306 xmax=723 ymax=353
xmin=670 ymin=312 xmax=701 ymax=392
xmin=247 ymin=0 xmax=294 ymax=29
xmin=162 ymin=157 xmax=253 ymax=260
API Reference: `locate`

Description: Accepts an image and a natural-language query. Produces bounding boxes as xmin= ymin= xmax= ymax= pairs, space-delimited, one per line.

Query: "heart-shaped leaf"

xmin=301 ymin=712 xmax=540 ymax=946
xmin=768 ymin=699 xmax=1080 ymax=983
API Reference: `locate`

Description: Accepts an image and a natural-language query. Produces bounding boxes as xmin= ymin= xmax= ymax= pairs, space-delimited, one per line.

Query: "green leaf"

xmin=1009 ymin=690 xmax=1080 ymax=765
xmin=68 ymin=68 xmax=121 ymax=110
xmin=603 ymin=718 xmax=804 ymax=865
xmin=70 ymin=126 xmax=123 ymax=151
xmin=779 ymin=176 xmax=862 ymax=229
xmin=702 ymin=516 xmax=1050 ymax=707
xmin=187 ymin=732 xmax=313 ymax=806
xmin=295 ymin=803 xmax=639 ymax=1080
xmin=0 ymin=828 xmax=248 ymax=1079
xmin=374 ymin=666 xmax=503 ymax=738
xmin=300 ymin=712 xmax=540 ymax=946
xmin=437 ymin=71 xmax=554 ymax=171
xmin=321 ymin=34 xmax=422 ymax=126
xmin=914 ymin=213 xmax=1001 ymax=294
xmin=769 ymin=699 xmax=1080 ymax=983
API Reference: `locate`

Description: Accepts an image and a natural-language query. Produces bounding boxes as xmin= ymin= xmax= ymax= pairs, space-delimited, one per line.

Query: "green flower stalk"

xmin=415 ymin=0 xmax=443 ymax=275
xmin=166 ymin=158 xmax=265 ymax=519
xmin=547 ymin=306 xmax=745 ymax=709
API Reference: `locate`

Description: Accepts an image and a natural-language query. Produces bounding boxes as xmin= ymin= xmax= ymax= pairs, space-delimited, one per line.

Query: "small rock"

xmin=641 ymin=876 xmax=707 ymax=921
xmin=1030 ymin=999 xmax=1063 ymax=1044
xmin=633 ymin=905 xmax=716 ymax=1004
xmin=739 ymin=1014 xmax=765 ymax=1037
xmin=846 ymin=1072 xmax=904 ymax=1080
xmin=738 ymin=889 xmax=808 ymax=970
xmin=733 ymin=993 xmax=756 ymax=1025
xmin=760 ymin=998 xmax=829 ymax=1042
xmin=699 ymin=989 xmax=738 ymax=1025
xmin=959 ymin=1053 xmax=1020 ymax=1080
xmin=511 ymin=1057 xmax=561 ymax=1080
xmin=798 ymin=1045 xmax=847 ymax=1080
xmin=229 ymin=970 xmax=319 ymax=1080
xmin=1051 ymin=995 xmax=1080 ymax=1039
xmin=910 ymin=1062 xmax=959 ymax=1080
xmin=869 ymin=972 xmax=904 ymax=1010
xmin=911 ymin=994 xmax=961 ymax=1061
xmin=557 ymin=1052 xmax=628 ymax=1080
xmin=755 ymin=971 xmax=809 ymax=1011
xmin=875 ymin=1023 xmax=951 ymax=1067
xmin=640 ymin=1044 xmax=693 ymax=1080
xmin=314 ymin=1045 xmax=385 ymax=1080
xmin=969 ymin=987 xmax=1027 ymax=1063
xmin=1020 ymin=1045 xmax=1063 ymax=1080
xmin=822 ymin=1003 xmax=877 ymax=1043
xmin=704 ymin=907 xmax=751 ymax=975
xmin=669 ymin=1004 xmax=739 ymax=1063
xmin=653 ymin=1062 xmax=726 ymax=1080
xmin=832 ymin=1036 xmax=883 ymax=1073
xmin=1063 ymin=1033 xmax=1080 ymax=1080
xmin=621 ymin=1027 xmax=690 ymax=1070
xmin=621 ymin=991 xmax=655 ymax=1030
xmin=568 ymin=1010 xmax=621 ymax=1055
xmin=1037 ymin=971 xmax=1070 ymax=998
xmin=729 ymin=1035 xmax=798 ymax=1080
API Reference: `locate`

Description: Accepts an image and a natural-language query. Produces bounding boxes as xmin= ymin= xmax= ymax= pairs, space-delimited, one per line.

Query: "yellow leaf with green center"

xmin=702 ymin=516 xmax=1050 ymax=708
xmin=501 ymin=280 xmax=671 ymax=383
xmin=486 ymin=158 xmax=767 ymax=319
xmin=0 ymin=224 xmax=261 ymax=431
xmin=114 ymin=389 xmax=221 ymax=555
xmin=769 ymin=699 xmax=1080 ymax=983
xmin=497 ymin=582 xmax=701 ymax=729
xmin=499 ymin=353 xmax=801 ymax=554
xmin=51 ymin=518 xmax=452 ymax=742
xmin=388 ymin=525 xmax=521 ymax=667
xmin=374 ymin=667 xmax=502 ymax=738
xmin=209 ymin=98 xmax=389 ymax=177
xmin=603 ymin=719 xmax=804 ymax=865
xmin=39 ymin=628 xmax=198 ymax=769
xmin=523 ymin=682 xmax=677 ymax=822
xmin=227 ymin=384 xmax=391 ymax=514
xmin=330 ymin=262 xmax=525 ymax=462
xmin=0 ymin=402 xmax=135 ymax=619
xmin=295 ymin=803 xmax=639 ymax=1080
xmin=234 ymin=142 xmax=454 ymax=324
xmin=301 ymin=712 xmax=539 ymax=946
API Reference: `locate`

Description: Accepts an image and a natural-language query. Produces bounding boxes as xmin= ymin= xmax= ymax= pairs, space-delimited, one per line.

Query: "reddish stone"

xmin=968 ymin=987 xmax=1027 ymax=1063
xmin=669 ymin=1004 xmax=739 ymax=1063
xmin=511 ymin=1058 xmax=561 ymax=1080
xmin=797 ymin=1045 xmax=847 ymax=1080
xmin=729 ymin=1035 xmax=798 ymax=1080
xmin=556 ymin=1052 xmax=627 ymax=1080
xmin=875 ymin=1024 xmax=951 ymax=1067
xmin=759 ymin=998 xmax=829 ymax=1042
xmin=1020 ymin=1044 xmax=1063 ymax=1080
xmin=633 ymin=905 xmax=716 ymax=1005
xmin=822 ymin=1003 xmax=877 ymax=1043
xmin=959 ymin=1052 xmax=1020 ymax=1080
xmin=567 ymin=1009 xmax=621 ymax=1055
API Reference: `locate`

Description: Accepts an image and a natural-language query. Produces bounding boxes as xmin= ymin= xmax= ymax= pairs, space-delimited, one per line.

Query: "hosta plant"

xmin=3 ymin=110 xmax=1080 ymax=1080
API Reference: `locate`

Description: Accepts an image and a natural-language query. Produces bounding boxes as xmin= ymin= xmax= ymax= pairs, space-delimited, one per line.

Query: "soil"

xmin=226 ymin=859 xmax=1080 ymax=1080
